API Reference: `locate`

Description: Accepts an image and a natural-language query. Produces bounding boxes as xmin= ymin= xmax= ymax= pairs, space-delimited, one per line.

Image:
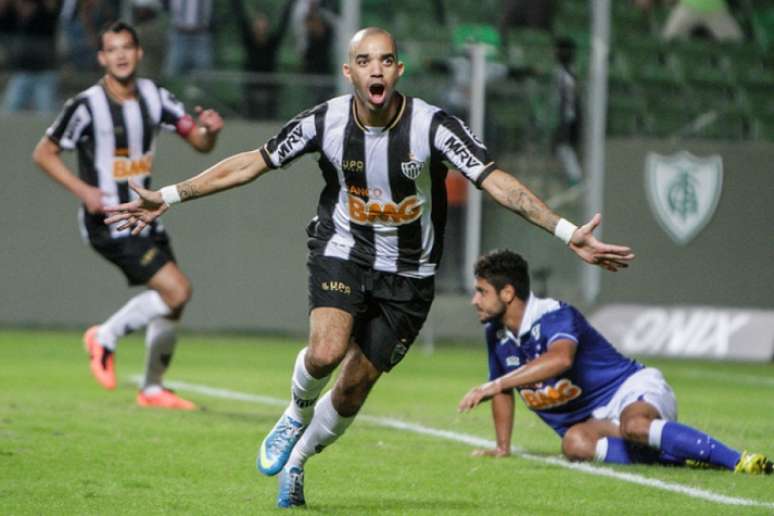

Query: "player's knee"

xmin=306 ymin=344 xmax=345 ymax=375
xmin=166 ymin=280 xmax=192 ymax=310
xmin=620 ymin=416 xmax=651 ymax=443
xmin=561 ymin=428 xmax=595 ymax=462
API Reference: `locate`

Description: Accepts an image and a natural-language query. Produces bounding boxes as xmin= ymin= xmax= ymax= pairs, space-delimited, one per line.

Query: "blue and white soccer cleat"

xmin=277 ymin=465 xmax=306 ymax=508
xmin=257 ymin=413 xmax=306 ymax=476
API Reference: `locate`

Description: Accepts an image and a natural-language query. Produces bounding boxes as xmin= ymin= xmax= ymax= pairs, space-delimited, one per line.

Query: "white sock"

xmin=287 ymin=390 xmax=354 ymax=468
xmin=98 ymin=291 xmax=171 ymax=351
xmin=648 ymin=419 xmax=667 ymax=448
xmin=286 ymin=347 xmax=330 ymax=424
xmin=594 ymin=438 xmax=609 ymax=462
xmin=142 ymin=317 xmax=177 ymax=391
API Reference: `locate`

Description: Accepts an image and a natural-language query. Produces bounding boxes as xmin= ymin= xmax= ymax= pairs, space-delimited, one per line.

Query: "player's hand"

xmin=80 ymin=185 xmax=105 ymax=214
xmin=471 ymin=447 xmax=511 ymax=458
xmin=568 ymin=213 xmax=635 ymax=272
xmin=195 ymin=106 xmax=224 ymax=135
xmin=458 ymin=382 xmax=497 ymax=413
xmin=104 ymin=182 xmax=167 ymax=236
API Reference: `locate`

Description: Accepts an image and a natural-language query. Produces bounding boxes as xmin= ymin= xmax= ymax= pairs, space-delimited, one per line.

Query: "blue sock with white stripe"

xmin=649 ymin=420 xmax=741 ymax=470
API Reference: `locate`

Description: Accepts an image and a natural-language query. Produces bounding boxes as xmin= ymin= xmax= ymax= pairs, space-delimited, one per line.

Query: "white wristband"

xmin=160 ymin=185 xmax=181 ymax=206
xmin=554 ymin=218 xmax=578 ymax=245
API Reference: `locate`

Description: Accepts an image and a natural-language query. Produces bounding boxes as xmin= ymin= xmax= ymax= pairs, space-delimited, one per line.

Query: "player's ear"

xmin=397 ymin=60 xmax=405 ymax=78
xmin=342 ymin=63 xmax=352 ymax=83
xmin=499 ymin=284 xmax=516 ymax=304
xmin=137 ymin=46 xmax=144 ymax=62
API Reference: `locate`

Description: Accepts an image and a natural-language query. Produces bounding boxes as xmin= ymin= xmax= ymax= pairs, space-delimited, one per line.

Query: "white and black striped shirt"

xmin=46 ymin=78 xmax=187 ymax=241
xmin=260 ymin=94 xmax=497 ymax=278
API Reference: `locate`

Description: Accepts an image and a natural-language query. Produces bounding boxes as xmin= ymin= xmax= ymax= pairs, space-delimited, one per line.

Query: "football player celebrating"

xmin=104 ymin=27 xmax=634 ymax=508
xmin=459 ymin=249 xmax=771 ymax=474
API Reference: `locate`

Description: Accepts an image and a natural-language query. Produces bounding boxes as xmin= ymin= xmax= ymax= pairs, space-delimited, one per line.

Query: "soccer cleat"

xmin=734 ymin=451 xmax=773 ymax=475
xmin=277 ymin=465 xmax=305 ymax=509
xmin=258 ymin=413 xmax=306 ymax=476
xmin=136 ymin=389 xmax=197 ymax=410
xmin=83 ymin=325 xmax=116 ymax=390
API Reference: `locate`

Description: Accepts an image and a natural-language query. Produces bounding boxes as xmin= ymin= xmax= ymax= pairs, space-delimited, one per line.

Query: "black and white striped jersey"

xmin=46 ymin=78 xmax=187 ymax=241
xmin=260 ymin=94 xmax=497 ymax=278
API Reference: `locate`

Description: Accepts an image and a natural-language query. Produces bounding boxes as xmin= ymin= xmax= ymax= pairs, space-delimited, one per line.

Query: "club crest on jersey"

xmin=400 ymin=154 xmax=425 ymax=180
xmin=531 ymin=324 xmax=541 ymax=340
xmin=505 ymin=355 xmax=521 ymax=367
xmin=520 ymin=379 xmax=582 ymax=410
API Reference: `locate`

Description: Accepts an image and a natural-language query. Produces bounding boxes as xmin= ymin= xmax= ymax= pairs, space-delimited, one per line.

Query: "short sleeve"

xmin=543 ymin=306 xmax=580 ymax=347
xmin=158 ymin=86 xmax=187 ymax=131
xmin=260 ymin=103 xmax=325 ymax=169
xmin=431 ymin=111 xmax=496 ymax=188
xmin=46 ymin=96 xmax=92 ymax=150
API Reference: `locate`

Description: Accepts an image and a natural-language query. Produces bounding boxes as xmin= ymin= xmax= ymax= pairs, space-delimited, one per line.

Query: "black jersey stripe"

xmin=342 ymin=106 xmax=375 ymax=266
xmin=136 ymin=92 xmax=154 ymax=154
xmin=388 ymin=97 xmax=423 ymax=272
xmin=428 ymin=113 xmax=449 ymax=266
xmin=105 ymin=90 xmax=131 ymax=205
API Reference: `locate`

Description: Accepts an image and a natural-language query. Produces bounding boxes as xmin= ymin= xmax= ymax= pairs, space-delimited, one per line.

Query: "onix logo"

xmin=348 ymin=194 xmax=422 ymax=226
xmin=520 ymin=379 xmax=582 ymax=410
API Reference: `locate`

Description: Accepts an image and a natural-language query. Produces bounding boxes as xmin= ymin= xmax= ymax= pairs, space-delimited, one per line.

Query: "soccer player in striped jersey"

xmin=459 ymin=250 xmax=771 ymax=475
xmin=105 ymin=27 xmax=634 ymax=507
xmin=32 ymin=21 xmax=223 ymax=410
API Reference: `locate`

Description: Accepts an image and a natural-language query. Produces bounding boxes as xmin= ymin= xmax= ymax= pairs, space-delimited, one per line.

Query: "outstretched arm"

xmin=104 ymin=149 xmax=270 ymax=235
xmin=480 ymin=169 xmax=634 ymax=271
xmin=458 ymin=339 xmax=577 ymax=413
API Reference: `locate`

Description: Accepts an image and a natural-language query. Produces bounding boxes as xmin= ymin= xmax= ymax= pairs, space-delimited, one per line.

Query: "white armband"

xmin=160 ymin=185 xmax=181 ymax=206
xmin=554 ymin=218 xmax=578 ymax=245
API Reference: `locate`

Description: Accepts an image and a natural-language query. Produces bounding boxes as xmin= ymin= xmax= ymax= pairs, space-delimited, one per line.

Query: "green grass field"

xmin=1 ymin=330 xmax=772 ymax=515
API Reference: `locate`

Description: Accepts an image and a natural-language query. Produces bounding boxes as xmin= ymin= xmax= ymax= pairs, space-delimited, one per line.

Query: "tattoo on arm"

xmin=503 ymin=182 xmax=557 ymax=231
xmin=177 ymin=181 xmax=201 ymax=201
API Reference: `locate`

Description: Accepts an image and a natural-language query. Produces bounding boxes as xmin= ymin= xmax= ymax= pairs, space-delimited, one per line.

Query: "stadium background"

xmin=1 ymin=0 xmax=771 ymax=338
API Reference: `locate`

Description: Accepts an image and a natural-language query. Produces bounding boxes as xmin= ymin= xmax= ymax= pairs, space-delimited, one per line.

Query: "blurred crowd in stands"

xmin=0 ymin=0 xmax=771 ymax=147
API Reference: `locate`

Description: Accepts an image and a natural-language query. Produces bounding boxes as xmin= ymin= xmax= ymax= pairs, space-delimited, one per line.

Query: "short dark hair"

xmin=99 ymin=21 xmax=140 ymax=50
xmin=474 ymin=249 xmax=530 ymax=301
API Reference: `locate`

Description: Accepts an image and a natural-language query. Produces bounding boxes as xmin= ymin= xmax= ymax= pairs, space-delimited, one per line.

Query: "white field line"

xmin=133 ymin=376 xmax=774 ymax=510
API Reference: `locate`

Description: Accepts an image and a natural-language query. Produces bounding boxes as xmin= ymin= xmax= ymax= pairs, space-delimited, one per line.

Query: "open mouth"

xmin=368 ymin=84 xmax=386 ymax=105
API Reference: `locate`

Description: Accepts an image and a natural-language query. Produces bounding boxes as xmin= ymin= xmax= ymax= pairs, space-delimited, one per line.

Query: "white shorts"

xmin=591 ymin=367 xmax=677 ymax=424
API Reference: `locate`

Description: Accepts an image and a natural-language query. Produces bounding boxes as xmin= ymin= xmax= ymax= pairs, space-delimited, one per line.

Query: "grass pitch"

xmin=1 ymin=330 xmax=772 ymax=515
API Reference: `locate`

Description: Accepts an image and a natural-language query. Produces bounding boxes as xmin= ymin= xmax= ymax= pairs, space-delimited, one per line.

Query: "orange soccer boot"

xmin=137 ymin=389 xmax=197 ymax=410
xmin=83 ymin=325 xmax=116 ymax=390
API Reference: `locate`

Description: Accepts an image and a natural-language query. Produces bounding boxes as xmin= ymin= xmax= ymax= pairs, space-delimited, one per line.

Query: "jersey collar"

xmin=517 ymin=293 xmax=561 ymax=337
xmin=351 ymin=93 xmax=406 ymax=133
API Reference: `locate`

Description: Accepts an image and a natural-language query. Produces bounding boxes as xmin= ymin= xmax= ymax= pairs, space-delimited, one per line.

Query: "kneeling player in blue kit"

xmin=458 ymin=250 xmax=771 ymax=474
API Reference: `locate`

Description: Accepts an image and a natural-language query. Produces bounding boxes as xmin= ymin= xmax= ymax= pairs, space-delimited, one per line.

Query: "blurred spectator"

xmin=230 ymin=0 xmax=295 ymax=119
xmin=163 ymin=0 xmax=214 ymax=76
xmin=499 ymin=0 xmax=555 ymax=43
xmin=550 ymin=37 xmax=583 ymax=186
xmin=662 ymin=0 xmax=743 ymax=42
xmin=131 ymin=0 xmax=165 ymax=77
xmin=0 ymin=0 xmax=60 ymax=113
xmin=59 ymin=0 xmax=118 ymax=71
xmin=291 ymin=0 xmax=336 ymax=104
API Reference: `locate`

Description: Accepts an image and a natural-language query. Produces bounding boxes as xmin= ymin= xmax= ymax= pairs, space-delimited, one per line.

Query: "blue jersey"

xmin=485 ymin=295 xmax=643 ymax=436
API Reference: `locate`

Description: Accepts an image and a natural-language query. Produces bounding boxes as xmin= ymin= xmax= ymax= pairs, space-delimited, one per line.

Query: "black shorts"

xmin=90 ymin=232 xmax=176 ymax=286
xmin=307 ymin=255 xmax=435 ymax=372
